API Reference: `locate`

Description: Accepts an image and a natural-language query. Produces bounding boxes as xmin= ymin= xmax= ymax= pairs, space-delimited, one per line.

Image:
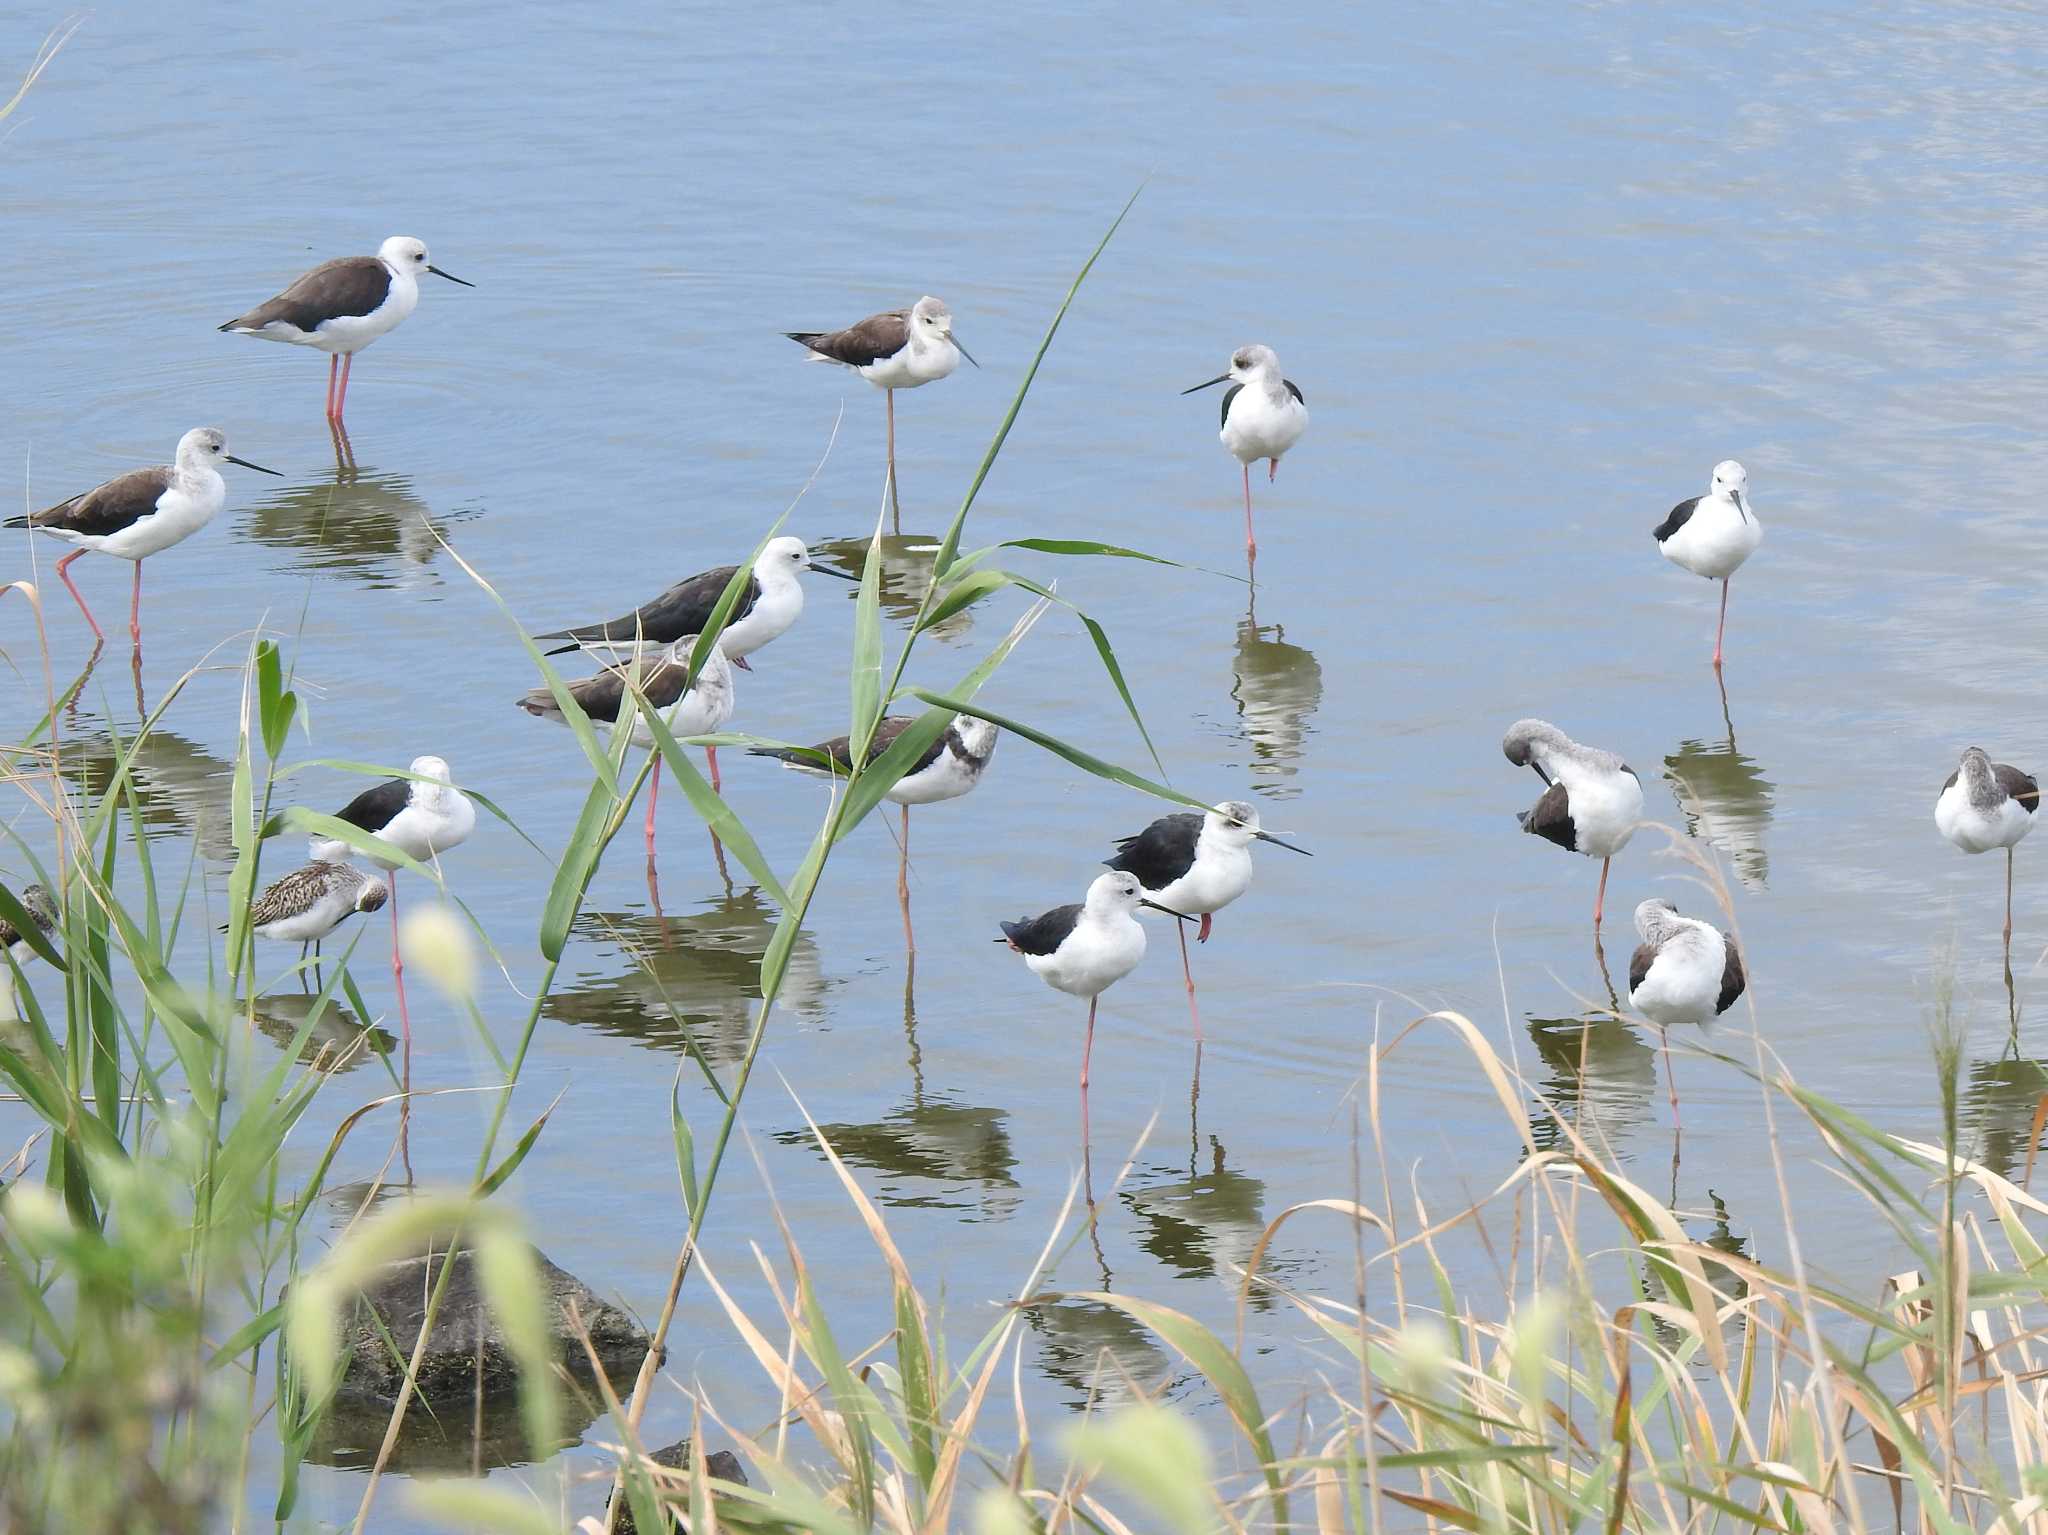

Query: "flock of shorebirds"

xmin=3 ymin=232 xmax=2031 ymax=1126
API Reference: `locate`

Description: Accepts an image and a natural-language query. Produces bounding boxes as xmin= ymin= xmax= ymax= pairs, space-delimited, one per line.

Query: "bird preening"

xmin=1936 ymin=745 xmax=2039 ymax=952
xmin=1503 ymin=718 xmax=1644 ymax=929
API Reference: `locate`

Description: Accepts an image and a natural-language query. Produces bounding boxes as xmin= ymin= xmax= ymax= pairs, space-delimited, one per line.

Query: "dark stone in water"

xmin=315 ymin=1243 xmax=656 ymax=1407
xmin=609 ymin=1440 xmax=748 ymax=1534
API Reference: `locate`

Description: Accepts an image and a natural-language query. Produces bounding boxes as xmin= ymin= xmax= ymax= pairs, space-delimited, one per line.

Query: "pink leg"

xmin=1713 ymin=578 xmax=1731 ymax=669
xmin=325 ymin=354 xmax=340 ymax=420
xmin=1176 ymin=921 xmax=1202 ymax=1046
xmin=129 ymin=563 xmax=142 ymax=649
xmin=1242 ymin=463 xmax=1256 ymax=559
xmin=1594 ymin=858 xmax=1610 ymax=928
xmin=2006 ymin=845 xmax=2016 ymax=947
xmin=389 ymin=872 xmax=412 ymax=1088
xmin=1268 ymin=456 xmax=1279 ymax=484
xmin=898 ymin=803 xmax=914 ymax=954
xmin=645 ymin=762 xmax=660 ymax=859
xmin=886 ymin=388 xmax=900 ymax=533
xmin=1197 ymin=912 xmax=1212 ymax=944
xmin=1080 ymin=997 xmax=1097 ymax=1146
xmin=705 ymin=743 xmax=721 ymax=793
xmin=54 ymin=549 xmax=103 ymax=641
xmin=334 ymin=353 xmax=355 ymax=422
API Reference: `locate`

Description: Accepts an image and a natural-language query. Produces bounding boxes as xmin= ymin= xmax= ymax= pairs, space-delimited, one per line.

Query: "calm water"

xmin=7 ymin=2 xmax=2048 ymax=1524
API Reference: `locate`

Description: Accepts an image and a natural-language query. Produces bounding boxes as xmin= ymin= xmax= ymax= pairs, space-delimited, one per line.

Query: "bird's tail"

xmin=1515 ymin=810 xmax=1532 ymax=830
xmin=515 ymin=690 xmax=560 ymax=719
xmin=785 ymin=331 xmax=823 ymax=347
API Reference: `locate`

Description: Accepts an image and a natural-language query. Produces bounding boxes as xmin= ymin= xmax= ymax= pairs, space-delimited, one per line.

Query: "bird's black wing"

xmin=1284 ymin=379 xmax=1305 ymax=406
xmin=12 ymin=467 xmax=174 ymax=538
xmin=332 ymin=777 xmax=411 ymax=834
xmin=1715 ymin=936 xmax=1746 ymax=1014
xmin=787 ymin=310 xmax=910 ymax=368
xmin=1627 ymin=942 xmax=1657 ymax=998
xmin=1997 ymin=763 xmax=2041 ymax=813
xmin=537 ymin=566 xmax=756 ymax=653
xmin=1517 ymin=781 xmax=1576 ymax=851
xmin=1219 ymin=383 xmax=1243 ymax=431
xmin=1652 ymin=497 xmax=1701 ymax=544
xmin=1000 ymin=903 xmax=1082 ymax=956
xmin=222 ymin=255 xmax=392 ymax=331
xmin=1104 ymin=812 xmax=1203 ymax=889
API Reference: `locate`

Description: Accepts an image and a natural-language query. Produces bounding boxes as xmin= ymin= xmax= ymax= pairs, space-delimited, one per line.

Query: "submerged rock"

xmin=318 ymin=1243 xmax=655 ymax=1407
xmin=609 ymin=1440 xmax=748 ymax=1534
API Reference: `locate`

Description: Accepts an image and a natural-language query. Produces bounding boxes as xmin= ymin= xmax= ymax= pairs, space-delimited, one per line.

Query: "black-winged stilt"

xmin=517 ymin=639 xmax=736 ymax=857
xmin=1627 ymin=897 xmax=1747 ymax=1120
xmin=1503 ymin=719 xmax=1644 ymax=929
xmin=220 ymin=236 xmax=472 ymax=424
xmin=787 ymin=296 xmax=975 ymax=526
xmin=749 ymin=713 xmax=998 ymax=949
xmin=6 ymin=428 xmax=279 ymax=649
xmin=1102 ymin=800 xmax=1309 ymax=1045
xmin=1936 ymin=746 xmax=2039 ymax=948
xmin=1652 ymin=460 xmax=1762 ymax=669
xmin=1182 ymin=345 xmax=1307 ymax=561
xmin=532 ymin=536 xmax=855 ymax=669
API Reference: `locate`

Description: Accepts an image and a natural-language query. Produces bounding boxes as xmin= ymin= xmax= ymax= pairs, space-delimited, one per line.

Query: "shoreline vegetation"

xmin=5 ymin=29 xmax=2046 ymax=1535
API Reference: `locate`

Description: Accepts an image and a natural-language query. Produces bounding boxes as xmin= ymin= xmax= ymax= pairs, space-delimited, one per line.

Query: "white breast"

xmin=720 ymin=580 xmax=802 ymax=659
xmin=1560 ymin=766 xmax=1644 ymax=860
xmin=314 ymin=266 xmax=418 ymax=354
xmin=99 ymin=474 xmax=226 ymax=560
xmin=1221 ymin=387 xmax=1308 ymax=465
xmin=374 ymin=791 xmax=477 ymax=868
xmin=256 ymin=887 xmax=357 ymax=944
xmin=1660 ymin=498 xmax=1762 ymax=581
xmin=862 ymin=337 xmax=958 ymax=390
xmin=1630 ymin=924 xmax=1726 ymax=1027
xmin=888 ymin=746 xmax=981 ymax=806
xmin=1936 ymin=780 xmax=2034 ymax=853
xmin=1028 ymin=913 xmax=1147 ymax=998
xmin=1148 ymin=841 xmax=1253 ymax=917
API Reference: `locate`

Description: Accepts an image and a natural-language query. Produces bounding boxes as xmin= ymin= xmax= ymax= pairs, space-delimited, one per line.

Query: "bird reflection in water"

xmin=48 ymin=718 xmax=237 ymax=863
xmin=1525 ymin=1012 xmax=1660 ymax=1156
xmin=771 ymin=1099 xmax=1020 ymax=1222
xmin=1964 ymin=1046 xmax=2048 ymax=1181
xmin=543 ymin=889 xmax=828 ymax=1067
xmin=1231 ymin=590 xmax=1321 ymax=797
xmin=237 ymin=457 xmax=467 ymax=588
xmin=251 ymin=993 xmax=396 ymax=1076
xmin=813 ymin=534 xmax=973 ymax=644
xmin=1025 ymin=1298 xmax=1180 ymax=1412
xmin=1120 ymin=1134 xmax=1285 ymax=1310
xmin=1664 ymin=673 xmax=1773 ymax=891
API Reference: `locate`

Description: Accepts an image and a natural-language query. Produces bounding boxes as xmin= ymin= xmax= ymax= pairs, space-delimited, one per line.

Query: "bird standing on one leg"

xmin=1652 ymin=459 xmax=1762 ymax=670
xmin=5 ymin=428 xmax=280 ymax=650
xmin=1101 ymin=800 xmax=1310 ymax=1047
xmin=1183 ymin=345 xmax=1308 ymax=563
xmin=999 ymin=872 xmax=1195 ymax=1145
xmin=786 ymin=296 xmax=975 ymax=529
xmin=1626 ymin=898 xmax=1746 ymax=1123
xmin=1503 ymin=719 xmax=1644 ymax=929
xmin=219 ymin=236 xmax=472 ymax=424
xmin=307 ymin=756 xmax=477 ymax=1080
xmin=748 ymin=713 xmax=997 ymax=954
xmin=516 ymin=638 xmax=736 ymax=857
xmin=1935 ymin=745 xmax=2039 ymax=951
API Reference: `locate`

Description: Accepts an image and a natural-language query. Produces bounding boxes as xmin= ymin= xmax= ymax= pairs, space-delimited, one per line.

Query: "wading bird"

xmin=1935 ymin=745 xmax=2039 ymax=948
xmin=1627 ymin=897 xmax=1746 ymax=1119
xmin=1652 ymin=460 xmax=1762 ymax=669
xmin=220 ymin=236 xmax=472 ymax=424
xmin=532 ymin=536 xmax=856 ymax=668
xmin=1102 ymin=800 xmax=1309 ymax=1045
xmin=1183 ymin=345 xmax=1308 ymax=561
xmin=244 ymin=861 xmax=389 ymax=968
xmin=1503 ymin=719 xmax=1644 ymax=929
xmin=787 ymin=296 xmax=974 ymax=524
xmin=6 ymin=428 xmax=279 ymax=649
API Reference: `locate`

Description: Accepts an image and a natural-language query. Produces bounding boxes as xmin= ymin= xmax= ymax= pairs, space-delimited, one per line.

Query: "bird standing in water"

xmin=1626 ymin=897 xmax=1746 ymax=1120
xmin=1652 ymin=459 xmax=1762 ymax=669
xmin=1935 ymin=745 xmax=2039 ymax=951
xmin=1183 ymin=345 xmax=1308 ymax=563
xmin=1503 ymin=719 xmax=1644 ymax=929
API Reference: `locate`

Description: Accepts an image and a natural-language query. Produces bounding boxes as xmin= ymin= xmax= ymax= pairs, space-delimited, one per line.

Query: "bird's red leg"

xmin=335 ymin=353 xmax=354 ymax=422
xmin=1594 ymin=858 xmax=1610 ymax=928
xmin=1197 ymin=912 xmax=1212 ymax=944
xmin=389 ymin=872 xmax=412 ymax=1092
xmin=1080 ymin=997 xmax=1097 ymax=1147
xmin=1177 ymin=921 xmax=1202 ymax=1047
xmin=325 ymin=354 xmax=339 ymax=420
xmin=898 ymin=803 xmax=914 ymax=954
xmin=886 ymin=388 xmax=900 ymax=533
xmin=1242 ymin=463 xmax=1257 ymax=560
xmin=129 ymin=563 xmax=143 ymax=650
xmin=54 ymin=549 xmax=103 ymax=642
xmin=1269 ymin=456 xmax=1279 ymax=484
xmin=2006 ymin=845 xmax=2016 ymax=948
xmin=645 ymin=760 xmax=660 ymax=860
xmin=705 ymin=744 xmax=721 ymax=793
xmin=1713 ymin=578 xmax=1731 ymax=669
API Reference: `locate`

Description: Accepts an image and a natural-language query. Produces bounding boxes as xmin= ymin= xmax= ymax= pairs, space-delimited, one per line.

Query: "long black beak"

xmin=1181 ymin=373 xmax=1231 ymax=394
xmin=1532 ymin=764 xmax=1553 ymax=787
xmin=427 ymin=265 xmax=474 ymax=288
xmin=226 ymin=455 xmax=283 ymax=476
xmin=1254 ymin=830 xmax=1312 ymax=856
xmin=952 ymin=336 xmax=979 ymax=369
xmin=808 ymin=563 xmax=861 ymax=582
xmin=1733 ymin=489 xmax=1751 ymax=525
xmin=1140 ymin=899 xmax=1198 ymax=922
